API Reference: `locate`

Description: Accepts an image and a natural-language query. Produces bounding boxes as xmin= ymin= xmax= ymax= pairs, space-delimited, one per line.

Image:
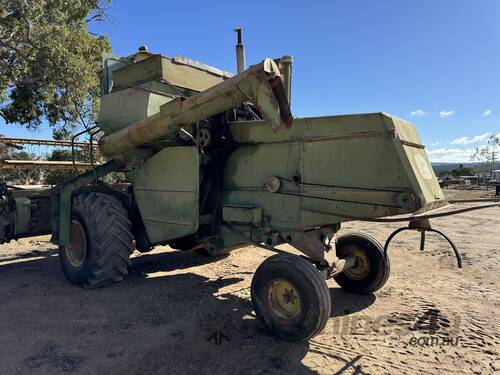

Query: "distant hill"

xmin=432 ymin=162 xmax=500 ymax=174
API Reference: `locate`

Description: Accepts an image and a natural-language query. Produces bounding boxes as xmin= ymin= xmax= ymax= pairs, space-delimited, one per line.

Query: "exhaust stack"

xmin=234 ymin=27 xmax=246 ymax=74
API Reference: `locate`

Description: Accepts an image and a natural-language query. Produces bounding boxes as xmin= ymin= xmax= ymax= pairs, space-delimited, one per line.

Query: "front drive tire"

xmin=251 ymin=253 xmax=331 ymax=342
xmin=59 ymin=193 xmax=134 ymax=288
xmin=334 ymin=233 xmax=390 ymax=294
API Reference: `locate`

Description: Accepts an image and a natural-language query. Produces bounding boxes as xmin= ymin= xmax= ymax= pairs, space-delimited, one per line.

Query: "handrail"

xmin=71 ymin=126 xmax=98 ymax=176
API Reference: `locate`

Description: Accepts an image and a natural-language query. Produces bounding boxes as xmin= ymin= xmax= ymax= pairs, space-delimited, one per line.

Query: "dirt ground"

xmin=0 ymin=188 xmax=498 ymax=374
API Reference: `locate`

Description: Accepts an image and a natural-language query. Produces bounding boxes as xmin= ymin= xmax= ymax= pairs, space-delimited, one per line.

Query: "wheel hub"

xmin=197 ymin=127 xmax=211 ymax=148
xmin=67 ymin=220 xmax=87 ymax=267
xmin=342 ymin=245 xmax=370 ymax=280
xmin=268 ymin=279 xmax=302 ymax=318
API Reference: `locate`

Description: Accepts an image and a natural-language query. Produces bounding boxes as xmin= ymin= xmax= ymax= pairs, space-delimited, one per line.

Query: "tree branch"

xmin=0 ymin=109 xmax=7 ymax=122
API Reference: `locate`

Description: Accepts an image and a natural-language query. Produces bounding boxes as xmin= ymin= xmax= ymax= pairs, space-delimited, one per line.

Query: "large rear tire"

xmin=59 ymin=192 xmax=134 ymax=288
xmin=251 ymin=253 xmax=331 ymax=342
xmin=334 ymin=233 xmax=390 ymax=294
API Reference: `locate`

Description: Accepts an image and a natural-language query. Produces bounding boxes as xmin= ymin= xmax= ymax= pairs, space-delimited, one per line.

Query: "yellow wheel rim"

xmin=267 ymin=279 xmax=302 ymax=319
xmin=67 ymin=220 xmax=87 ymax=267
xmin=343 ymin=246 xmax=370 ymax=280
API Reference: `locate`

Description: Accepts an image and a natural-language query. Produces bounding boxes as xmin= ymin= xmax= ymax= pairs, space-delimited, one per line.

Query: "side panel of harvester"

xmin=130 ymin=147 xmax=200 ymax=243
xmin=224 ymin=113 xmax=445 ymax=231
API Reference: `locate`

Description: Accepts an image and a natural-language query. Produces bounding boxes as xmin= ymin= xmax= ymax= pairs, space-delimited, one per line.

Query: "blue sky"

xmin=1 ymin=0 xmax=499 ymax=162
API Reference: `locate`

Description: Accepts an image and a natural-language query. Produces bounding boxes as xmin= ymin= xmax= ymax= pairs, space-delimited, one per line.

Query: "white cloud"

xmin=450 ymin=133 xmax=491 ymax=145
xmin=483 ymin=109 xmax=492 ymax=117
xmin=427 ymin=147 xmax=476 ymax=163
xmin=430 ymin=141 xmax=440 ymax=146
xmin=410 ymin=109 xmax=428 ymax=117
xmin=439 ymin=110 xmax=455 ymax=118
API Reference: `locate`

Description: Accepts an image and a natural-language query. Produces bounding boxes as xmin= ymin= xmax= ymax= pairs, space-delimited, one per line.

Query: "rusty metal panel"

xmin=130 ymin=147 xmax=199 ymax=244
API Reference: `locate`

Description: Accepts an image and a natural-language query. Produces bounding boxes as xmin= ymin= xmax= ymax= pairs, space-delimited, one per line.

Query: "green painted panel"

xmin=230 ymin=113 xmax=388 ymax=144
xmin=113 ymin=55 xmax=163 ymax=89
xmin=223 ymin=142 xmax=301 ymax=228
xmin=225 ymin=113 xmax=446 ymax=231
xmin=222 ymin=206 xmax=262 ymax=224
xmin=98 ymin=87 xmax=172 ymax=134
xmin=112 ymin=54 xmax=227 ymax=93
xmin=387 ymin=116 xmax=445 ymax=212
xmin=131 ymin=147 xmax=199 ymax=244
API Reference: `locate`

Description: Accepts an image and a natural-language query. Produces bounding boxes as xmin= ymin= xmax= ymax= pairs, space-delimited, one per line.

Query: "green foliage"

xmin=435 ymin=170 xmax=452 ymax=178
xmin=470 ymin=135 xmax=500 ymax=177
xmin=0 ymin=146 xmax=42 ymax=184
xmin=43 ymin=168 xmax=72 ymax=185
xmin=48 ymin=148 xmax=74 ymax=161
xmin=44 ymin=148 xmax=87 ymax=185
xmin=102 ymin=171 xmax=128 ymax=184
xmin=0 ymin=0 xmax=111 ymax=134
xmin=43 ymin=147 xmax=129 ymax=185
xmin=450 ymin=164 xmax=476 ymax=178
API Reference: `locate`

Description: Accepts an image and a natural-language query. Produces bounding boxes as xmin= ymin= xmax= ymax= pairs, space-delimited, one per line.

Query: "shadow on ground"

xmin=330 ymin=288 xmax=376 ymax=317
xmin=0 ymin=246 xmax=374 ymax=374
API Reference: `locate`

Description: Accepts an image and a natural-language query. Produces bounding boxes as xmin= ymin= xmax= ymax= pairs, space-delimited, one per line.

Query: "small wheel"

xmin=59 ymin=193 xmax=134 ymax=288
xmin=251 ymin=253 xmax=331 ymax=342
xmin=334 ymin=233 xmax=390 ymax=294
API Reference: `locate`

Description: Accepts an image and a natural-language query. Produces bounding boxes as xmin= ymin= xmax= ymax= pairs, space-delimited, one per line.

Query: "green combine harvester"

xmin=1 ymin=30 xmax=498 ymax=341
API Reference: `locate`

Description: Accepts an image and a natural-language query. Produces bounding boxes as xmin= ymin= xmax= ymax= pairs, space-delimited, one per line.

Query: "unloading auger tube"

xmin=98 ymin=58 xmax=293 ymax=157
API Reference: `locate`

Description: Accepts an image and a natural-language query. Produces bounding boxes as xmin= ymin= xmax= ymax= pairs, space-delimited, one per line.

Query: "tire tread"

xmin=60 ymin=192 xmax=134 ymax=288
